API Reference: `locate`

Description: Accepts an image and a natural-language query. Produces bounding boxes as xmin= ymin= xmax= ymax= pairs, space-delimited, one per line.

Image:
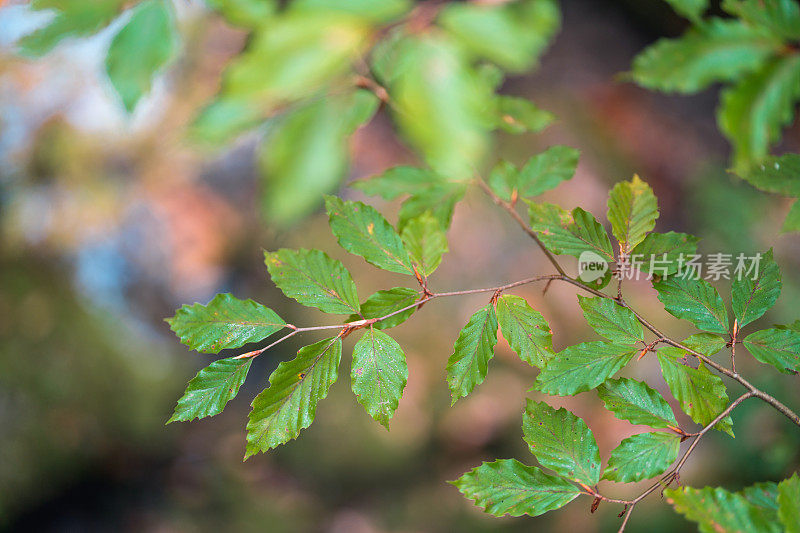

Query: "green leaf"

xmin=658 ymin=348 xmax=734 ymax=435
xmin=206 ymin=0 xmax=277 ymax=29
xmin=778 ymin=473 xmax=800 ymax=533
xmin=522 ymin=400 xmax=601 ymax=485
xmin=496 ymin=294 xmax=554 ymax=368
xmin=245 ymin=337 xmax=342 ymax=456
xmin=718 ymin=54 xmax=800 ymax=170
xmin=737 ymin=153 xmax=800 ymax=196
xmin=450 ymin=459 xmax=580 ymax=517
xmin=290 ymin=0 xmax=412 ymax=23
xmin=352 ymin=166 xmax=439 ymax=200
xmin=168 ymin=357 xmax=252 ymax=423
xmin=494 ymin=96 xmax=555 ymax=134
xmin=783 ymin=201 xmax=800 ymax=233
xmin=398 ymin=182 xmax=466 ymax=231
xmin=741 ymin=481 xmax=780 ymax=513
xmin=607 ymin=174 xmax=658 ymax=254
xmin=438 ymin=0 xmax=560 ymax=72
xmin=259 ymin=90 xmax=379 ymax=224
xmin=664 ymin=0 xmax=708 ymax=22
xmin=265 ymin=248 xmax=360 ymax=315
xmin=446 ymin=304 xmax=499 ymax=404
xmin=597 ymin=377 xmax=678 ymax=429
xmin=682 ymin=333 xmax=727 ymax=356
xmin=351 ymin=327 xmax=407 ymax=428
xmin=577 ymin=296 xmax=644 ymax=345
xmin=348 ymin=287 xmax=418 ymax=330
xmin=17 ymin=0 xmax=126 ymax=57
xmin=186 ymin=97 xmax=264 ymax=146
xmin=654 ymin=273 xmax=729 ymax=334
xmin=723 ymin=0 xmax=800 ymax=41
xmin=166 ymin=293 xmax=286 ymax=354
xmin=629 ymin=19 xmax=779 ymax=93
xmin=105 ymin=0 xmax=177 ymax=112
xmin=732 ymin=249 xmax=781 ymax=328
xmin=373 ymin=33 xmax=492 ymax=179
xmin=533 ymin=342 xmax=637 ymax=396
xmin=743 ymin=327 xmax=800 ymax=374
xmin=326 ymin=196 xmax=414 ymax=275
xmin=629 ymin=231 xmax=699 ymax=275
xmin=218 ymin=12 xmax=368 ymax=109
xmin=529 ymin=203 xmax=614 ymax=261
xmin=401 ymin=212 xmax=448 ymax=277
xmin=665 ymin=486 xmax=781 ymax=533
xmin=515 ymin=146 xmax=580 ymax=199
xmin=487 ymin=160 xmax=519 ymax=202
xmin=602 ymin=432 xmax=680 ymax=483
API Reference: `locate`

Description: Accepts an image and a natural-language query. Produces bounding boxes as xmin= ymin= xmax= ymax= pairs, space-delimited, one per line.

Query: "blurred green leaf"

xmin=743 ymin=327 xmax=800 ymax=374
xmin=723 ymin=0 xmax=800 ymax=41
xmin=18 ymin=0 xmax=126 ymax=56
xmin=166 ymin=293 xmax=285 ymax=354
xmin=597 ymin=377 xmax=678 ymax=429
xmin=351 ymin=327 xmax=407 ymax=428
xmin=290 ymin=0 xmax=412 ymax=23
xmin=607 ymin=174 xmax=658 ymax=254
xmin=737 ymin=153 xmax=800 ymax=196
xmin=260 ymin=90 xmax=379 ymax=224
xmin=190 ymin=12 xmax=371 ymax=144
xmin=206 ymin=0 xmax=277 ymax=29
xmin=629 ymin=19 xmax=778 ymax=93
xmin=577 ymin=295 xmax=644 ymax=345
xmin=718 ymin=54 xmax=800 ymax=171
xmin=522 ymin=399 xmax=601 ymax=485
xmin=778 ymin=473 xmax=800 ymax=532
xmin=438 ymin=0 xmax=560 ymax=72
xmin=168 ymin=357 xmax=252 ymax=423
xmin=654 ymin=273 xmax=729 ymax=334
xmin=783 ymin=201 xmax=800 ymax=233
xmin=401 ymin=212 xmax=448 ymax=277
xmin=664 ymin=0 xmax=708 ymax=22
xmin=246 ymin=337 xmax=342 ymax=456
xmin=496 ymin=294 xmax=553 ymax=368
xmin=529 ymin=203 xmax=614 ymax=261
xmin=106 ymin=0 xmax=177 ymax=112
xmin=665 ymin=486 xmax=780 ymax=533
xmin=741 ymin=481 xmax=780 ymax=512
xmin=732 ymin=249 xmax=781 ymax=328
xmin=602 ymin=432 xmax=680 ymax=482
xmin=326 ymin=196 xmax=414 ymax=275
xmin=352 ymin=166 xmax=439 ymax=200
xmin=450 ymin=459 xmax=579 ymax=517
xmin=493 ymin=96 xmax=555 ymax=134
xmin=446 ymin=304 xmax=498 ymax=404
xmin=374 ymin=33 xmax=492 ymax=179
xmin=658 ymin=347 xmax=734 ymax=435
xmin=265 ymin=248 xmax=360 ymax=314
xmin=348 ymin=287 xmax=418 ymax=330
xmin=533 ymin=342 xmax=637 ymax=396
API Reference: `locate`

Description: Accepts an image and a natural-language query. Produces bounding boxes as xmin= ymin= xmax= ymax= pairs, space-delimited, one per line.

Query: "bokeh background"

xmin=1 ymin=0 xmax=799 ymax=531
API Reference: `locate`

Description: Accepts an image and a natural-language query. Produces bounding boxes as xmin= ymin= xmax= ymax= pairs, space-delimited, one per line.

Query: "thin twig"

xmin=475 ymin=178 xmax=566 ymax=276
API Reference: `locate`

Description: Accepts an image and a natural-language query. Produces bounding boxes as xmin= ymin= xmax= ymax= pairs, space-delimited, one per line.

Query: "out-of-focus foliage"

xmin=14 ymin=0 xmax=562 ymax=225
xmin=629 ymin=0 xmax=800 ymax=173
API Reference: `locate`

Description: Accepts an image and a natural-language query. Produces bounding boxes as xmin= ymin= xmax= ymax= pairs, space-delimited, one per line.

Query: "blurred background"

xmin=1 ymin=0 xmax=799 ymax=531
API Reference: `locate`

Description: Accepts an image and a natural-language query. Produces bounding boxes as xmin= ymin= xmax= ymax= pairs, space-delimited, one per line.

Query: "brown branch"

xmin=615 ymin=392 xmax=755 ymax=532
xmin=475 ymin=178 xmax=566 ymax=276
